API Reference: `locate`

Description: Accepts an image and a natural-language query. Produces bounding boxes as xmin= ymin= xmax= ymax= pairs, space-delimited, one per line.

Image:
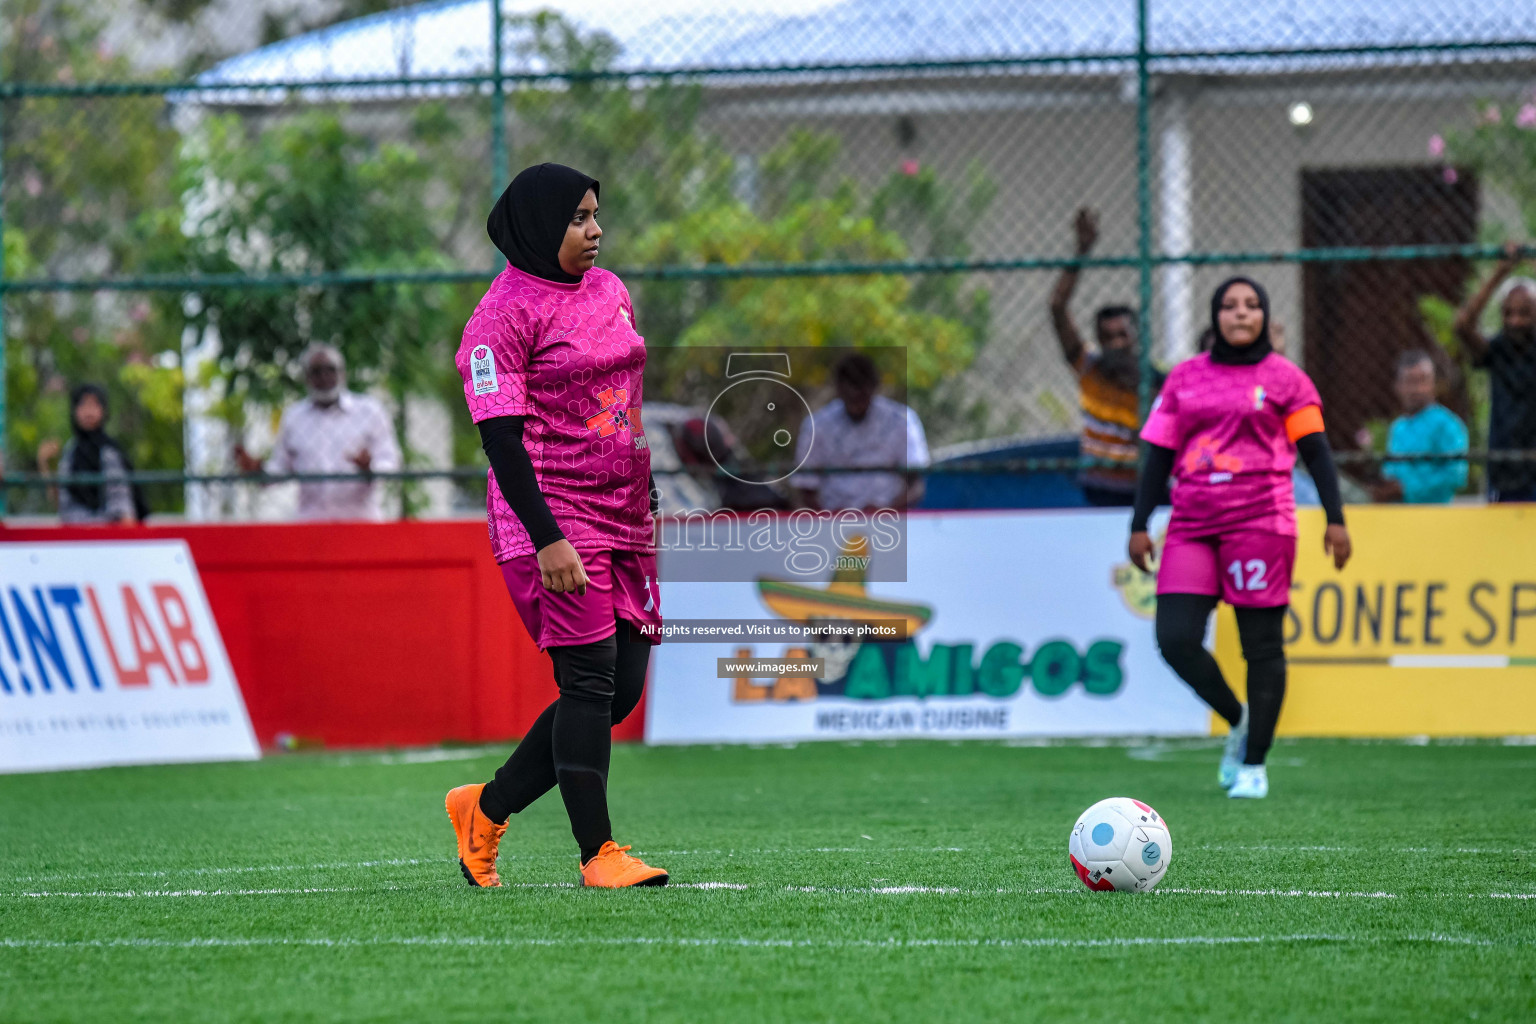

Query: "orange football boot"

xmin=579 ymin=841 xmax=669 ymax=888
xmin=445 ymin=783 xmax=508 ymax=888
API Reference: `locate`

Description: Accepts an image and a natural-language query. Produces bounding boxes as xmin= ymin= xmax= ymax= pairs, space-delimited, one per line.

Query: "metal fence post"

xmin=490 ymin=0 xmax=508 ymax=201
xmin=1135 ymin=0 xmax=1155 ymax=417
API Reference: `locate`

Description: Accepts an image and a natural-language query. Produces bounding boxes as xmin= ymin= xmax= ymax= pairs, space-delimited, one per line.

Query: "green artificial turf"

xmin=1 ymin=738 xmax=1532 ymax=1022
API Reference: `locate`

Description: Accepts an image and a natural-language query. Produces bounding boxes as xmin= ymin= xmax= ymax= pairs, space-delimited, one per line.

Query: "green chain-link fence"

xmin=4 ymin=0 xmax=1536 ymax=520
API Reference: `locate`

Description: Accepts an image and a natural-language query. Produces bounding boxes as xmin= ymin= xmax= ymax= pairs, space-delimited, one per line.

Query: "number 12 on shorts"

xmin=1227 ymin=559 xmax=1268 ymax=592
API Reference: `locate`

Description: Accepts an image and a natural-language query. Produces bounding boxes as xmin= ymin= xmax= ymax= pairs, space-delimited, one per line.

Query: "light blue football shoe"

xmin=1218 ymin=704 xmax=1249 ymax=788
xmin=1227 ymin=764 xmax=1268 ymax=799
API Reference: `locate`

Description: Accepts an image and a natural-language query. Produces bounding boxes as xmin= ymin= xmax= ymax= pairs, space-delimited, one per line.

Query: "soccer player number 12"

xmin=1227 ymin=559 xmax=1269 ymax=593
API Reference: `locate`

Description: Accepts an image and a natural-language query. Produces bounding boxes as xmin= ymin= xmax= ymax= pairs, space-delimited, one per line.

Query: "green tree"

xmin=495 ymin=17 xmax=995 ymax=426
xmin=2 ymin=0 xmax=185 ymax=511
xmin=630 ymin=132 xmax=984 ymax=395
xmin=141 ymin=107 xmax=483 ymax=516
xmin=144 ymin=110 xmax=471 ymax=410
xmin=502 ymin=11 xmax=739 ymax=234
xmin=622 ymin=129 xmax=993 ymax=441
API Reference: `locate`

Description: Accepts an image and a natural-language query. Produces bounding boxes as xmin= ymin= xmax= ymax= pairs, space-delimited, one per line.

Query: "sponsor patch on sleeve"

xmin=470 ymin=344 xmax=499 ymax=396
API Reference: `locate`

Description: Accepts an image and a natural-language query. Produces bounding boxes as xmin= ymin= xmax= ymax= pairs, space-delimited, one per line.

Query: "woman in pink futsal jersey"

xmin=1128 ymin=276 xmax=1352 ymax=799
xmin=443 ymin=163 xmax=669 ymax=890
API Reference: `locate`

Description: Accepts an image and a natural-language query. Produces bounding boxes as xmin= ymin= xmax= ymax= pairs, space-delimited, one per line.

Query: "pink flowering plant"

xmin=1433 ymin=97 xmax=1536 ymax=238
xmin=1417 ymin=94 xmax=1536 ymax=478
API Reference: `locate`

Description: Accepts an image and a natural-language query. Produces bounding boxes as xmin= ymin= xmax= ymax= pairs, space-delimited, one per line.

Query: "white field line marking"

xmin=790 ymin=885 xmax=1402 ymax=899
xmin=0 ymin=933 xmax=1511 ymax=952
xmin=3 ymin=857 xmax=437 ymax=885
xmin=6 ymin=845 xmax=1526 ymax=889
xmin=9 ymin=881 xmax=745 ymax=899
xmin=1125 ymin=745 xmax=1305 ymax=767
xmin=331 ymin=747 xmax=504 ymax=766
xmin=6 ymin=883 xmax=1526 ymax=902
xmin=1153 ymin=888 xmax=1396 ymax=899
xmin=0 ymin=849 xmax=969 ymax=886
xmin=1195 ymin=844 xmax=1348 ymax=852
xmin=638 ymin=847 xmax=968 ymax=856
xmin=1003 ymin=737 xmax=1228 ymax=749
xmin=793 ymin=885 xmax=967 ymax=895
xmin=1448 ymin=848 xmax=1535 ymax=855
xmin=18 ymin=887 xmax=377 ymax=899
xmin=501 ymin=882 xmax=749 ymax=891
xmin=1195 ymin=845 xmax=1533 ymax=855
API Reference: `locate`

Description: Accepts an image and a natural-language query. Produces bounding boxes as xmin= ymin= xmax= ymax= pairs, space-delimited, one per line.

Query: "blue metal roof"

xmin=700 ymin=0 xmax=1536 ymax=66
xmin=197 ymin=0 xmax=1536 ymax=87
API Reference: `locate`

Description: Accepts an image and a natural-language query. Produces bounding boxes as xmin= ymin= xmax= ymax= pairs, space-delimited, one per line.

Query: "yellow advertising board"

xmin=1213 ymin=504 xmax=1536 ymax=736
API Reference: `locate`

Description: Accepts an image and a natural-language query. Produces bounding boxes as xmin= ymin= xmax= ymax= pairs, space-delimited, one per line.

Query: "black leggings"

xmin=478 ymin=618 xmax=652 ymax=860
xmin=1155 ymin=594 xmax=1287 ymax=766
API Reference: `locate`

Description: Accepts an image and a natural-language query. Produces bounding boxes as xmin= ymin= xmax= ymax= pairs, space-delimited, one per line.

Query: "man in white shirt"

xmin=792 ymin=353 xmax=929 ymax=511
xmin=235 ymin=345 xmax=402 ymax=520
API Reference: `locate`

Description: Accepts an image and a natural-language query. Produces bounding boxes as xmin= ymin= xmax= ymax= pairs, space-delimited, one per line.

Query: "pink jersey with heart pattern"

xmin=1140 ymin=352 xmax=1323 ymax=538
xmin=457 ymin=263 xmax=652 ymax=561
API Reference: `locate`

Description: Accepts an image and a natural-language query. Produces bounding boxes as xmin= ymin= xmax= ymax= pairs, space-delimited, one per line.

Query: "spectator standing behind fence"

xmin=1453 ymin=242 xmax=1536 ymax=502
xmin=792 ymin=354 xmax=929 ymax=511
xmin=1368 ymin=352 xmax=1469 ymax=505
xmin=1050 ymin=208 xmax=1157 ymax=507
xmin=234 ymin=344 xmax=401 ymax=520
xmin=36 ymin=384 xmax=148 ymax=524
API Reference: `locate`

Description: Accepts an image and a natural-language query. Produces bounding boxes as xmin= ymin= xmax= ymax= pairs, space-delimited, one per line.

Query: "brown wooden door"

xmin=1301 ymin=166 xmax=1477 ymax=449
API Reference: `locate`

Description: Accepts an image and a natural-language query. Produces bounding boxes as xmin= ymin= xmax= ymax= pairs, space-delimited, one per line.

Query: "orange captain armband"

xmin=1284 ymin=405 xmax=1325 ymax=442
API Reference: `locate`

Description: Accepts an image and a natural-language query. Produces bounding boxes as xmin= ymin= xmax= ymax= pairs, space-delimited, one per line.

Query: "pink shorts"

xmin=500 ymin=549 xmax=661 ymax=650
xmin=1156 ymin=531 xmax=1296 ymax=608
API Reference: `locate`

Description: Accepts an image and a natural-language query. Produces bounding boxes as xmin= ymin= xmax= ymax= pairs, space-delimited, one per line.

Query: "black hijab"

xmin=1209 ymin=275 xmax=1273 ymax=366
xmin=65 ymin=384 xmax=149 ymax=520
xmin=487 ymin=163 xmax=599 ymax=285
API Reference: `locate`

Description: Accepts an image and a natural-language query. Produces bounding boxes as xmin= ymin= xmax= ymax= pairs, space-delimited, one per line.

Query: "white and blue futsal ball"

xmin=1069 ymin=797 xmax=1172 ymax=892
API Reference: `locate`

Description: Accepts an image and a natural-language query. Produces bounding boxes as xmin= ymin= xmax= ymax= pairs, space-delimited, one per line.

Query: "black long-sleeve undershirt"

xmin=1130 ymin=433 xmax=1345 ymax=534
xmin=478 ymin=416 xmax=565 ymax=552
xmin=1294 ymin=432 xmax=1346 ymax=527
xmin=1130 ymin=443 xmax=1175 ymax=534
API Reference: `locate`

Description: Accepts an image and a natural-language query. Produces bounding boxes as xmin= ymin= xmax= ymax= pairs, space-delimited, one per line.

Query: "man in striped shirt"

xmin=1050 ymin=208 xmax=1157 ymax=507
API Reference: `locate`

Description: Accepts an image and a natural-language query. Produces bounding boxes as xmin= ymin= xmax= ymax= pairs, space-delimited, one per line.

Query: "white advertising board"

xmin=0 ymin=541 xmax=259 ymax=773
xmin=646 ymin=509 xmax=1206 ymax=743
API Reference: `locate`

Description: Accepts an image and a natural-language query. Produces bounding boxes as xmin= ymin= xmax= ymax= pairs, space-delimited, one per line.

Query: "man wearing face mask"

xmin=1453 ymin=243 xmax=1536 ymax=502
xmin=1050 ymin=207 xmax=1159 ymax=507
xmin=234 ymin=344 xmax=402 ymax=520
